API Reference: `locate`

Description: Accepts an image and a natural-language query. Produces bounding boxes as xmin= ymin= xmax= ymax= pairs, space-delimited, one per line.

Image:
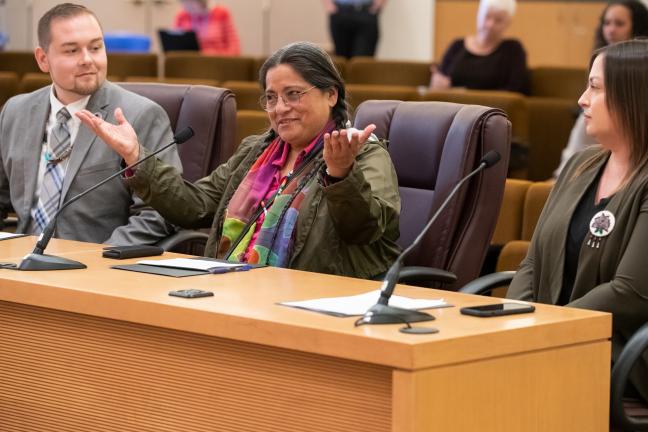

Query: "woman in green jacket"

xmin=77 ymin=41 xmax=401 ymax=279
xmin=508 ymin=39 xmax=648 ymax=404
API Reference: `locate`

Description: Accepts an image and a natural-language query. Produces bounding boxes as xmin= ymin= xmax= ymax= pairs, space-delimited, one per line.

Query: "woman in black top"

xmin=430 ymin=0 xmax=529 ymax=95
xmin=508 ymin=39 xmax=648 ymax=406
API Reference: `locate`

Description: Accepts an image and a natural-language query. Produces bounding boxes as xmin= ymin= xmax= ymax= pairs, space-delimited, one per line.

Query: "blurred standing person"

xmin=430 ymin=0 xmax=529 ymax=95
xmin=174 ymin=0 xmax=240 ymax=55
xmin=553 ymin=0 xmax=648 ymax=178
xmin=322 ymin=0 xmax=386 ymax=59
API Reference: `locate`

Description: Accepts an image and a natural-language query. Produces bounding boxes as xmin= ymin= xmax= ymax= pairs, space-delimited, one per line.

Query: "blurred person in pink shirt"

xmin=174 ymin=0 xmax=240 ymax=55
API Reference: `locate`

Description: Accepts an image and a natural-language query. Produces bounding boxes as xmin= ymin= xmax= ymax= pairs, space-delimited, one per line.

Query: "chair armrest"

xmin=458 ymin=271 xmax=516 ymax=295
xmin=397 ymin=266 xmax=457 ymax=285
xmin=156 ymin=230 xmax=209 ymax=252
xmin=611 ymin=322 xmax=648 ymax=431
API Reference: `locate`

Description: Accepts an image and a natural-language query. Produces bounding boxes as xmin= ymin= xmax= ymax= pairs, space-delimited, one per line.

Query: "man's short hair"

xmin=37 ymin=3 xmax=101 ymax=51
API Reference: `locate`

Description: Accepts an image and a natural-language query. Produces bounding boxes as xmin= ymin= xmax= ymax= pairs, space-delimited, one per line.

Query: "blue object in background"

xmin=103 ymin=33 xmax=150 ymax=53
xmin=0 ymin=32 xmax=8 ymax=51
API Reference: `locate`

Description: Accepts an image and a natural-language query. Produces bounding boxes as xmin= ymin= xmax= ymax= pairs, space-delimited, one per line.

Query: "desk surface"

xmin=0 ymin=237 xmax=611 ymax=371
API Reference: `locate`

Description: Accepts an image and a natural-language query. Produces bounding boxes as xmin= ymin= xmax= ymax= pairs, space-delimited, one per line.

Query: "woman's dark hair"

xmin=576 ymin=39 xmax=648 ymax=182
xmin=604 ymin=40 xmax=648 ymax=177
xmin=258 ymin=41 xmax=349 ymax=133
xmin=594 ymin=0 xmax=648 ymax=49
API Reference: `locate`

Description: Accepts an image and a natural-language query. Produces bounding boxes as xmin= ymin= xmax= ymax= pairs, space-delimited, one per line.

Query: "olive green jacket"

xmin=126 ymin=134 xmax=401 ymax=279
xmin=509 ymin=147 xmax=648 ymax=402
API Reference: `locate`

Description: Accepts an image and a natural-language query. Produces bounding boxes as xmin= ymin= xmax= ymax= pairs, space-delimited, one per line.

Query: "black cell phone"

xmin=168 ymin=289 xmax=214 ymax=298
xmin=460 ymin=302 xmax=535 ymax=317
xmin=102 ymin=245 xmax=164 ymax=259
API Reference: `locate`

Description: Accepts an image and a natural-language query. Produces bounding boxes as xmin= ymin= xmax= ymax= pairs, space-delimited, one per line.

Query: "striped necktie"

xmin=30 ymin=108 xmax=72 ymax=234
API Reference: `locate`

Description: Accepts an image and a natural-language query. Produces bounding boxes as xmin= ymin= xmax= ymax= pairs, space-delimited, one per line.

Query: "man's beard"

xmin=73 ymin=75 xmax=103 ymax=96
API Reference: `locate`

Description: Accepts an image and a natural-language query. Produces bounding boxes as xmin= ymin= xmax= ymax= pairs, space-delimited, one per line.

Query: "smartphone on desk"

xmin=460 ymin=302 xmax=535 ymax=317
xmin=168 ymin=289 xmax=214 ymax=298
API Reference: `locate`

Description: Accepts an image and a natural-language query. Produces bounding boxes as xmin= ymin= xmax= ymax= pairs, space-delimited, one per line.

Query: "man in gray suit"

xmin=0 ymin=3 xmax=182 ymax=245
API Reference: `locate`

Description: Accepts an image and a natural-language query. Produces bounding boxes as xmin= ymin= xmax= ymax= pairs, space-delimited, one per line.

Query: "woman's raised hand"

xmin=323 ymin=123 xmax=376 ymax=179
xmin=76 ymin=107 xmax=141 ymax=166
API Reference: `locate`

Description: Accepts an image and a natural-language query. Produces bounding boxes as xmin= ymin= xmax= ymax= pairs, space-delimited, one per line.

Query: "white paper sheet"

xmin=137 ymin=258 xmax=244 ymax=271
xmin=0 ymin=232 xmax=26 ymax=240
xmin=279 ymin=290 xmax=449 ymax=316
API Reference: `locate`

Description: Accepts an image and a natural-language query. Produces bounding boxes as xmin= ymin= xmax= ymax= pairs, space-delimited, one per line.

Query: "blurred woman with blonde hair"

xmin=430 ymin=0 xmax=529 ymax=94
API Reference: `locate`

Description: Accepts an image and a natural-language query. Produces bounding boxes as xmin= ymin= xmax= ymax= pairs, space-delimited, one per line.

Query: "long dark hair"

xmin=576 ymin=40 xmax=648 ymax=183
xmin=594 ymin=0 xmax=648 ymax=49
xmin=258 ymin=41 xmax=349 ymax=140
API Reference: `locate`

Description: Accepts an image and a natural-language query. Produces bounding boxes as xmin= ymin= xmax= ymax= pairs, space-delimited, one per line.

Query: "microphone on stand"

xmin=355 ymin=150 xmax=502 ymax=326
xmin=17 ymin=127 xmax=194 ymax=271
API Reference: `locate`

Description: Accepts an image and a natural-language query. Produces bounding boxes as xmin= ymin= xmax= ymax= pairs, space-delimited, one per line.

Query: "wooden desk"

xmin=0 ymin=238 xmax=611 ymax=431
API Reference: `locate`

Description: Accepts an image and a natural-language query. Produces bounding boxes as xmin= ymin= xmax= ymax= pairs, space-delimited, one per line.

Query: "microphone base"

xmin=18 ymin=253 xmax=86 ymax=271
xmin=355 ymin=303 xmax=435 ymax=326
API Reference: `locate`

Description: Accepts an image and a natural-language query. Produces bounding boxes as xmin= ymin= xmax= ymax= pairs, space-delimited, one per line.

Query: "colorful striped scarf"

xmin=218 ymin=123 xmax=334 ymax=266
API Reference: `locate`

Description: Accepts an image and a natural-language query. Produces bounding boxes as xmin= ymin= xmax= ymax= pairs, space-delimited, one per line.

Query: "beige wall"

xmin=3 ymin=0 xmax=435 ymax=61
xmin=221 ymin=0 xmax=435 ymax=61
xmin=3 ymin=0 xmax=608 ymax=67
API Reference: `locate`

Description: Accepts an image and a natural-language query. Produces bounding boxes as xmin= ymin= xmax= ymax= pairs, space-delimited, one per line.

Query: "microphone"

xmin=355 ymin=150 xmax=502 ymax=326
xmin=17 ymin=127 xmax=194 ymax=271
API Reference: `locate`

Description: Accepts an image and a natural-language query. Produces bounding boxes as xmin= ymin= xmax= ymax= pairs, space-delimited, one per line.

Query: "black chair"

xmin=353 ymin=100 xmax=511 ymax=289
xmin=611 ymin=323 xmax=648 ymax=431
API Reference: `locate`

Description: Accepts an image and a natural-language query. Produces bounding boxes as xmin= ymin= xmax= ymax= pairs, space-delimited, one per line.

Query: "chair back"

xmin=491 ymin=178 xmax=532 ymax=246
xmin=354 ymin=100 xmax=511 ymax=288
xmin=0 ymin=71 xmax=18 ymax=109
xmin=222 ymin=80 xmax=263 ymax=110
xmin=0 ymin=51 xmax=41 ymax=78
xmin=529 ymin=66 xmax=587 ymax=100
xmin=420 ymin=89 xmax=528 ymax=148
xmin=521 ymin=181 xmax=553 ymax=240
xmin=118 ymin=83 xmax=236 ymax=182
xmin=346 ymin=84 xmax=418 ymax=112
xmin=526 ymin=97 xmax=578 ymax=181
xmin=346 ymin=58 xmax=430 ymax=86
xmin=235 ymin=110 xmax=269 ymax=148
xmin=165 ymin=53 xmax=256 ymax=82
xmin=107 ymin=53 xmax=158 ymax=80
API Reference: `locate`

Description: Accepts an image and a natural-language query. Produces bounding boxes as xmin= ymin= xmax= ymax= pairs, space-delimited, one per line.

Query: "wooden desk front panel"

xmin=393 ymin=340 xmax=610 ymax=432
xmin=0 ymin=301 xmax=392 ymax=432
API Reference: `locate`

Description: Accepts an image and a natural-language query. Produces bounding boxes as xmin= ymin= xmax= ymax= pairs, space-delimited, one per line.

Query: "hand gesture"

xmin=430 ymin=65 xmax=451 ymax=90
xmin=76 ymin=107 xmax=141 ymax=166
xmin=323 ymin=123 xmax=376 ymax=179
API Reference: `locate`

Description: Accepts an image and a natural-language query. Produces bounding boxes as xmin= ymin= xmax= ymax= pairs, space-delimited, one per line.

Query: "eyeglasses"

xmin=259 ymin=86 xmax=317 ymax=112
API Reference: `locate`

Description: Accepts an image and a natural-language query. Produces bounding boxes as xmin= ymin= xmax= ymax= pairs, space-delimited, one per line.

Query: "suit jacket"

xmin=0 ymin=81 xmax=183 ymax=245
xmin=509 ymin=147 xmax=648 ymax=402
